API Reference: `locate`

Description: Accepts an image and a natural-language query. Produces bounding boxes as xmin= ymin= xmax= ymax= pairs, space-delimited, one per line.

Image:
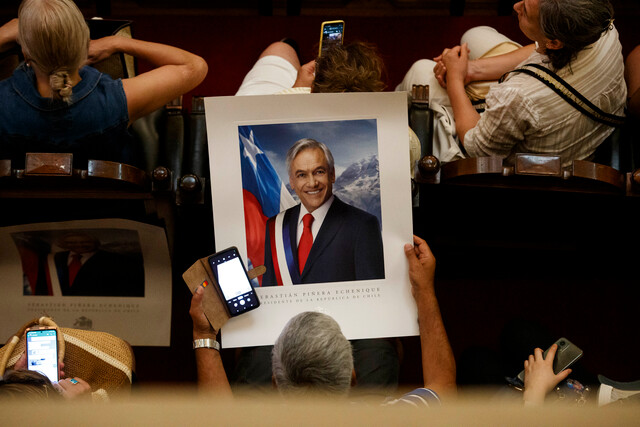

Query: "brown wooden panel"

xmin=88 ymin=159 xmax=150 ymax=190
xmin=24 ymin=153 xmax=73 ymax=176
xmin=441 ymin=156 xmax=503 ymax=181
xmin=514 ymin=153 xmax=562 ymax=177
xmin=572 ymin=160 xmax=625 ymax=191
xmin=0 ymin=159 xmax=10 ymax=178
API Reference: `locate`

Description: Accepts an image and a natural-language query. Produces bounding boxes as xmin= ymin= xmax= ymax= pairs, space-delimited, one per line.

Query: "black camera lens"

xmin=559 ymin=340 xmax=566 ymax=346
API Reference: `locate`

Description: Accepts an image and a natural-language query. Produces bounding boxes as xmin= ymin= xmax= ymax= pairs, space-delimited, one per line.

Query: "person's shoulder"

xmin=267 ymin=203 xmax=300 ymax=221
xmin=381 ymin=388 xmax=441 ymax=408
xmin=79 ymin=65 xmax=105 ymax=82
xmin=80 ymin=66 xmax=126 ymax=91
xmin=331 ymin=197 xmax=380 ymax=227
xmin=486 ymin=71 xmax=542 ymax=108
xmin=1 ymin=63 xmax=29 ymax=90
xmin=332 ymin=197 xmax=374 ymax=217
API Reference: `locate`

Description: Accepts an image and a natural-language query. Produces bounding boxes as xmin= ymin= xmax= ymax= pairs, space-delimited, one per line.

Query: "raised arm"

xmin=434 ymin=43 xmax=535 ymax=88
xmin=466 ymin=44 xmax=535 ymax=82
xmin=625 ymin=45 xmax=640 ymax=120
xmin=189 ymin=285 xmax=233 ymax=396
xmin=441 ymin=44 xmax=480 ymax=143
xmin=0 ymin=19 xmax=18 ymax=54
xmin=404 ymin=235 xmax=456 ymax=398
xmin=87 ymin=35 xmax=208 ymax=122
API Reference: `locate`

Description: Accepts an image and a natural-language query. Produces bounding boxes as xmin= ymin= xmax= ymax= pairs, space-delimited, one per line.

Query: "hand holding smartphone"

xmin=319 ymin=20 xmax=344 ymax=57
xmin=517 ymin=337 xmax=583 ymax=384
xmin=26 ymin=328 xmax=59 ymax=383
xmin=207 ymin=246 xmax=260 ymax=317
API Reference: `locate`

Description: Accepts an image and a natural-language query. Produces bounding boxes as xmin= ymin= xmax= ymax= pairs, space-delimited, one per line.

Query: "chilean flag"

xmin=239 ymin=126 xmax=296 ymax=285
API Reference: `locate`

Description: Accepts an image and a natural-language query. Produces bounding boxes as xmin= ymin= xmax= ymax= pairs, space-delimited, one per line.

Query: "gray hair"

xmin=538 ymin=0 xmax=614 ymax=71
xmin=272 ymin=311 xmax=353 ymax=397
xmin=285 ymin=138 xmax=335 ymax=176
xmin=18 ymin=0 xmax=90 ymax=103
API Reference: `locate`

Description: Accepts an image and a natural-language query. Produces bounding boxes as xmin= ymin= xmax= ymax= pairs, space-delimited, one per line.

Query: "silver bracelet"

xmin=193 ymin=338 xmax=220 ymax=351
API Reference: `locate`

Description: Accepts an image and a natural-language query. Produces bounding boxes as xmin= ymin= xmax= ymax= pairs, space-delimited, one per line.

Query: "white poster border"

xmin=205 ymin=92 xmax=417 ymax=347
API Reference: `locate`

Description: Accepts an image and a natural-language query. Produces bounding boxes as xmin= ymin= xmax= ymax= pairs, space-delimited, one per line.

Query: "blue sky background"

xmin=239 ymin=119 xmax=378 ymax=181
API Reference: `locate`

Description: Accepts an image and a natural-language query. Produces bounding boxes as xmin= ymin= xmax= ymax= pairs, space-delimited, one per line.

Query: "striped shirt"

xmin=382 ymin=388 xmax=441 ymax=407
xmin=464 ymin=26 xmax=627 ymax=167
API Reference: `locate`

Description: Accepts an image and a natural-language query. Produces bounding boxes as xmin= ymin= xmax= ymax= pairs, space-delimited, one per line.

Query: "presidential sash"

xmin=268 ymin=209 xmax=301 ymax=286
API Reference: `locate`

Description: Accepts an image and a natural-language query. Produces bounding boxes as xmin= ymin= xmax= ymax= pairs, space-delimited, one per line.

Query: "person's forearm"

xmin=523 ymin=386 xmax=547 ymax=405
xmin=0 ymin=19 xmax=18 ymax=54
xmin=195 ymin=348 xmax=233 ymax=396
xmin=447 ymin=79 xmax=480 ymax=142
xmin=415 ymin=288 xmax=456 ymax=395
xmin=626 ymin=46 xmax=640 ymax=119
xmin=468 ymin=44 xmax=535 ymax=82
xmin=193 ymin=330 xmax=233 ymax=396
xmin=624 ymin=46 xmax=640 ymax=97
xmin=628 ymin=88 xmax=640 ymax=120
xmin=110 ymin=36 xmax=202 ymax=70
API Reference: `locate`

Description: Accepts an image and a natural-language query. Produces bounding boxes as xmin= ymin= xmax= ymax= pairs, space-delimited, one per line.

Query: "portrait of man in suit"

xmin=53 ymin=231 xmax=145 ymax=297
xmin=261 ymin=138 xmax=384 ymax=286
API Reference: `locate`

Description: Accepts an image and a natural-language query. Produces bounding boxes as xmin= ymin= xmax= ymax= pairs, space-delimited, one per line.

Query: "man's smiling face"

xmin=289 ymin=147 xmax=335 ymax=213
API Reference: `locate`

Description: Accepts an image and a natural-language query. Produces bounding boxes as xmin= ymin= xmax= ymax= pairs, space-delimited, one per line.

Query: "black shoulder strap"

xmin=499 ymin=63 xmax=625 ymax=127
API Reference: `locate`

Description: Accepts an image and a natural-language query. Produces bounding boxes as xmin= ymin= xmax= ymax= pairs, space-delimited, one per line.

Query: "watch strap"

xmin=193 ymin=338 xmax=220 ymax=351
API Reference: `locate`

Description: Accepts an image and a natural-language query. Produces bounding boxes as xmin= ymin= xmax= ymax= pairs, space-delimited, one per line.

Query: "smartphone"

xmin=319 ymin=20 xmax=345 ymax=56
xmin=207 ymin=246 xmax=260 ymax=317
xmin=517 ymin=337 xmax=583 ymax=383
xmin=26 ymin=329 xmax=59 ymax=383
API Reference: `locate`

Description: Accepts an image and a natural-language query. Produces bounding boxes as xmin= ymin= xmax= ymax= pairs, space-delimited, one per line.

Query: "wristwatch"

xmin=193 ymin=338 xmax=220 ymax=351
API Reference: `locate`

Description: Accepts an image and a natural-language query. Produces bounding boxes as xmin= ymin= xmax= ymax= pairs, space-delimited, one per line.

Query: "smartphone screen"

xmin=26 ymin=329 xmax=59 ymax=383
xmin=319 ymin=20 xmax=344 ymax=56
xmin=208 ymin=247 xmax=260 ymax=316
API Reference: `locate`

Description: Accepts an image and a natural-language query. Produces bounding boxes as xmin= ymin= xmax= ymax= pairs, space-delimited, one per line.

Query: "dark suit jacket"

xmin=262 ymin=196 xmax=385 ymax=285
xmin=54 ymin=250 xmax=145 ymax=297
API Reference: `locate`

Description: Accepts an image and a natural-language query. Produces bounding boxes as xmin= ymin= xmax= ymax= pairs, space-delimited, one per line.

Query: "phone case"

xmin=182 ymin=256 xmax=265 ymax=331
xmin=516 ymin=337 xmax=583 ymax=383
xmin=319 ymin=20 xmax=344 ymax=57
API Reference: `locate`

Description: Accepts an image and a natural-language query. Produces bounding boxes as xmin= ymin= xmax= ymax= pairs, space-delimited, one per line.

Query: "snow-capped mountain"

xmin=334 ymin=155 xmax=382 ymax=225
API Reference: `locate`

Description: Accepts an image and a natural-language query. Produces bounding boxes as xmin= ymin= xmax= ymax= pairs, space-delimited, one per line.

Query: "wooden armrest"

xmin=441 ymin=156 xmax=504 ymax=181
xmin=572 ymin=160 xmax=625 ymax=191
xmin=25 ymin=153 xmax=73 ymax=176
xmin=437 ymin=154 xmax=627 ymax=194
xmin=0 ymin=159 xmax=10 ymax=178
xmin=88 ymin=160 xmax=150 ymax=189
xmin=515 ymin=154 xmax=562 ymax=177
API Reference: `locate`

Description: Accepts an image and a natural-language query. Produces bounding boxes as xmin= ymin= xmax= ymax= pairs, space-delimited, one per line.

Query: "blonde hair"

xmin=18 ymin=0 xmax=90 ymax=103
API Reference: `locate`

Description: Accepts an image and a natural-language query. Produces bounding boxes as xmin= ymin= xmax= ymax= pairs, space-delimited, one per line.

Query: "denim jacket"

xmin=0 ymin=64 xmax=139 ymax=168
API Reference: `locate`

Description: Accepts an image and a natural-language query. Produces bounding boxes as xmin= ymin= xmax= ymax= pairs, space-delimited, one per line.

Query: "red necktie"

xmin=298 ymin=214 xmax=314 ymax=274
xmin=68 ymin=254 xmax=82 ymax=286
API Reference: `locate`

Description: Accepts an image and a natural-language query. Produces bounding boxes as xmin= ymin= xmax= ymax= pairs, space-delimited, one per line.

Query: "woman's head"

xmin=537 ymin=0 xmax=614 ymax=70
xmin=18 ymin=0 xmax=90 ymax=102
xmin=312 ymin=41 xmax=386 ymax=93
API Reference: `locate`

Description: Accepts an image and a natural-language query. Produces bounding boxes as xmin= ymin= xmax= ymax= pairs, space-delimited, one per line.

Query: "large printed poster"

xmin=0 ymin=219 xmax=172 ymax=346
xmin=206 ymin=92 xmax=417 ymax=347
